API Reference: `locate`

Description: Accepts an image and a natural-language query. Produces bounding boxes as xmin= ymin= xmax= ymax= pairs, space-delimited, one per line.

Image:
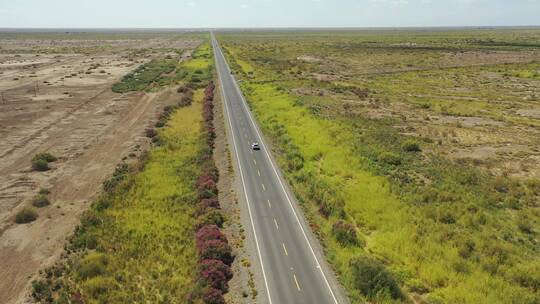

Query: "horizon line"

xmin=1 ymin=25 xmax=540 ymax=31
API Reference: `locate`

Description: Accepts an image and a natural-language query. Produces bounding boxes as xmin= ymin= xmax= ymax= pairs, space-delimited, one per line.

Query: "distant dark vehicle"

xmin=251 ymin=142 xmax=260 ymax=150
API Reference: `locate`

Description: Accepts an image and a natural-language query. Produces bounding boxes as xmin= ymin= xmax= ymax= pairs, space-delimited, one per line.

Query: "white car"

xmin=251 ymin=142 xmax=261 ymax=150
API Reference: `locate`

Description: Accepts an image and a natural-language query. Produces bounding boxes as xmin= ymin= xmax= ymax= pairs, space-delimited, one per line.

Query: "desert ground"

xmin=0 ymin=32 xmax=200 ymax=303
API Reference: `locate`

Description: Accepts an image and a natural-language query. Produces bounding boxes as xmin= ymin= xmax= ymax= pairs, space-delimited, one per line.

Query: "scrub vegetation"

xmin=218 ymin=28 xmax=540 ymax=303
xmin=15 ymin=207 xmax=38 ymax=224
xmin=31 ymin=152 xmax=57 ymax=171
xmin=111 ymin=42 xmax=214 ymax=93
xmin=30 ymin=42 xmax=225 ymax=303
xmin=111 ymin=58 xmax=178 ymax=93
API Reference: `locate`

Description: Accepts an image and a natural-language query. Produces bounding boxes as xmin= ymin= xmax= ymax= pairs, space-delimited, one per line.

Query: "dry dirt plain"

xmin=0 ymin=33 xmax=200 ymax=303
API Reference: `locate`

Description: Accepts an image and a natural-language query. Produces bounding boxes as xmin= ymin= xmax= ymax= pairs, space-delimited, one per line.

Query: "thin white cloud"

xmin=369 ymin=0 xmax=409 ymax=8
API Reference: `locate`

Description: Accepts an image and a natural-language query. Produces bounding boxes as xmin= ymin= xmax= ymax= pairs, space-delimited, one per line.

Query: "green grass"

xmin=176 ymin=42 xmax=214 ymax=87
xmin=510 ymin=69 xmax=540 ymax=79
xmin=111 ymin=58 xmax=178 ymax=93
xmin=110 ymin=40 xmax=215 ymax=93
xmin=220 ymin=30 xmax=540 ymax=303
xmin=32 ymin=90 xmax=206 ymax=303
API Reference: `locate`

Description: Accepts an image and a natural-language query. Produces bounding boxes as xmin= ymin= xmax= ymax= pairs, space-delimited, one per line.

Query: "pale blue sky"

xmin=0 ymin=0 xmax=539 ymax=28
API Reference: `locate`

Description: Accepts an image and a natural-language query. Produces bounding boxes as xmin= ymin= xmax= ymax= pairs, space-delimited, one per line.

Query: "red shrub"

xmin=197 ymin=176 xmax=218 ymax=199
xmin=205 ymin=91 xmax=214 ymax=101
xmin=207 ymin=127 xmax=216 ymax=139
xmin=200 ymin=150 xmax=213 ymax=163
xmin=196 ymin=225 xmax=228 ymax=250
xmin=71 ymin=292 xmax=84 ymax=304
xmin=200 ymin=259 xmax=232 ymax=280
xmin=198 ymin=172 xmax=216 ymax=186
xmin=201 ymin=287 xmax=224 ymax=304
xmin=163 ymin=105 xmax=174 ymax=114
xmin=200 ymin=198 xmax=220 ymax=209
xmin=201 ymin=267 xmax=228 ymax=292
xmin=195 ymin=198 xmax=221 ymax=217
xmin=202 ymin=165 xmax=219 ymax=181
xmin=145 ymin=128 xmax=157 ymax=138
xmin=205 ymin=82 xmax=215 ymax=99
xmin=203 ymin=105 xmax=213 ymax=123
xmin=193 ymin=81 xmax=234 ymax=303
xmin=198 ymin=239 xmax=234 ymax=265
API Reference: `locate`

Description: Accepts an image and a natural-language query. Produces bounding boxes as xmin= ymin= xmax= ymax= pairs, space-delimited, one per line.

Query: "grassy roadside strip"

xmin=221 ymin=46 xmax=540 ymax=303
xmin=31 ymin=89 xmax=204 ymax=303
xmin=181 ymin=43 xmax=214 ymax=87
xmin=189 ymin=81 xmax=235 ymax=304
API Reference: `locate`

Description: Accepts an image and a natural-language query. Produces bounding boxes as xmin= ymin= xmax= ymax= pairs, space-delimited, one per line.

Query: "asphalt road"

xmin=211 ymin=34 xmax=341 ymax=304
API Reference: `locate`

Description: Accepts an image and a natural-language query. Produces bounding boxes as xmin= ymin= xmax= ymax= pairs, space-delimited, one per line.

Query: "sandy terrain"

xmin=0 ymin=35 xmax=200 ymax=303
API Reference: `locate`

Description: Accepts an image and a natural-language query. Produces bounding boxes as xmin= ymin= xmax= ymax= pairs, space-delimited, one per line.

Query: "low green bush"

xmin=32 ymin=194 xmax=50 ymax=208
xmin=350 ymin=256 xmax=402 ymax=300
xmin=15 ymin=207 xmax=38 ymax=224
xmin=33 ymin=152 xmax=57 ymax=163
xmin=332 ymin=220 xmax=358 ymax=246
xmin=31 ymin=280 xmax=51 ymax=301
xmin=378 ymin=152 xmax=402 ymax=166
xmin=401 ymin=140 xmax=421 ymax=152
xmin=38 ymin=188 xmax=50 ymax=195
xmin=102 ymin=163 xmax=129 ymax=193
xmin=31 ymin=159 xmax=49 ymax=171
xmin=31 ymin=152 xmax=57 ymax=171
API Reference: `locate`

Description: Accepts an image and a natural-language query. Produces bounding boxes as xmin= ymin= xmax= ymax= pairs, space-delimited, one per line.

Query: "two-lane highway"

xmin=211 ymin=34 xmax=342 ymax=304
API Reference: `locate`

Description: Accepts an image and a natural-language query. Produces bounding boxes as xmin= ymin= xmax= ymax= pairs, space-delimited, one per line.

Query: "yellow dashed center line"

xmin=257 ymin=169 xmax=261 ymax=176
xmin=262 ymin=183 xmax=266 ymax=191
xmin=253 ymin=158 xmax=257 ymax=165
xmin=282 ymin=243 xmax=289 ymax=256
xmin=293 ymin=273 xmax=301 ymax=291
xmin=267 ymin=199 xmax=271 ymax=208
xmin=274 ymin=218 xmax=279 ymax=230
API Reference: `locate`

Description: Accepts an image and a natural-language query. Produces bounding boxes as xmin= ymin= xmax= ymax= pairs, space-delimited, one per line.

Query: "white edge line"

xmin=211 ymin=35 xmax=273 ymax=304
xmin=217 ymin=38 xmax=340 ymax=304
